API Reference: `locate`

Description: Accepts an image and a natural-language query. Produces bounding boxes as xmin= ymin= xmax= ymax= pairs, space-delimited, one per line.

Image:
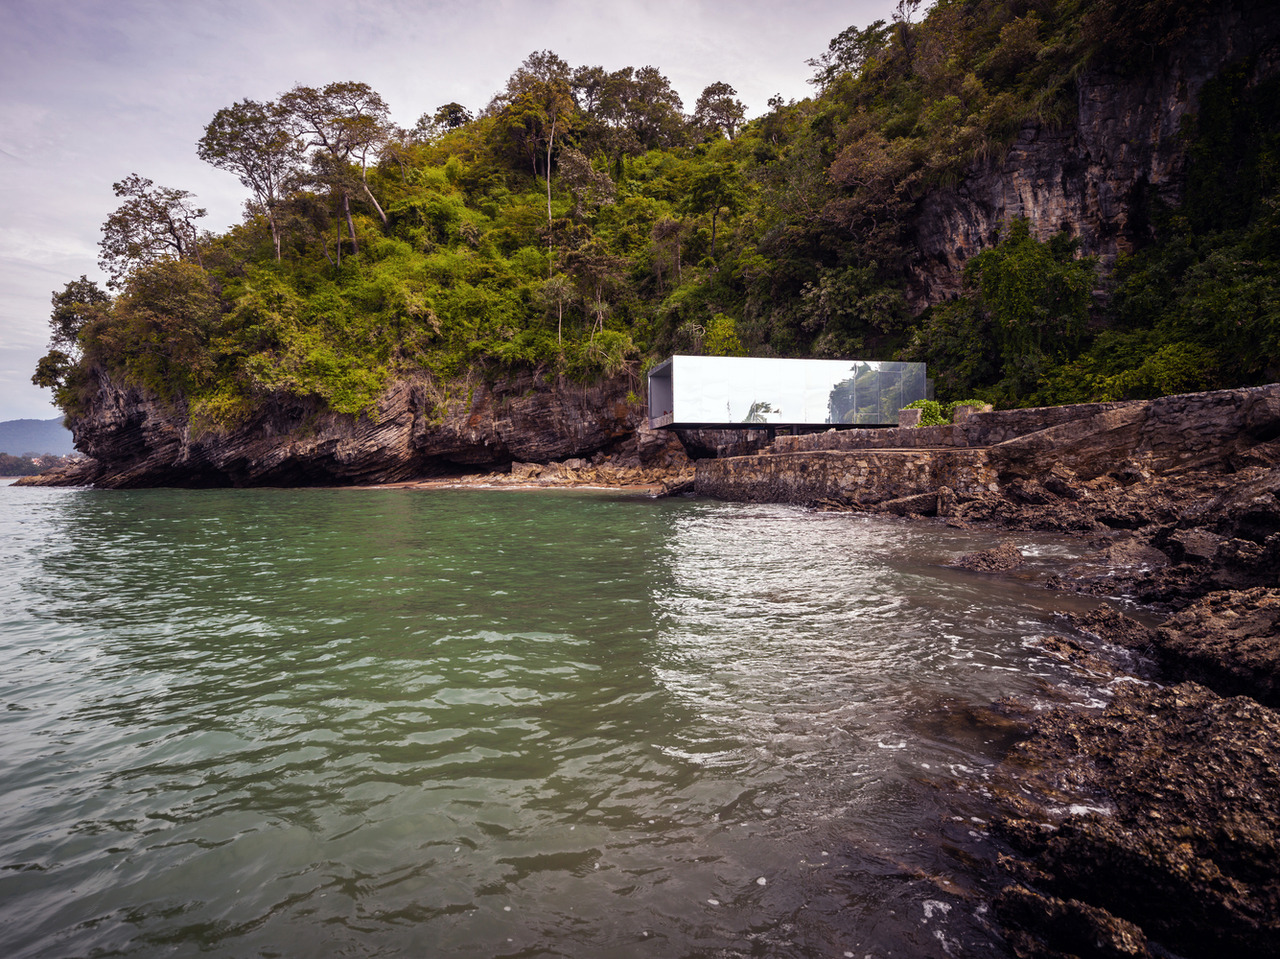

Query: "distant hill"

xmin=0 ymin=418 xmax=75 ymax=456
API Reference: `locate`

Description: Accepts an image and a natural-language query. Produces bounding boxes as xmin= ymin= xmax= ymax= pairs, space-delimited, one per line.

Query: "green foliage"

xmin=965 ymin=219 xmax=1095 ymax=397
xmin=703 ymin=313 xmax=745 ymax=356
xmin=906 ymin=221 xmax=1094 ymax=403
xmin=49 ymin=276 xmax=111 ymax=351
xmin=33 ymin=6 xmax=1280 ymax=431
xmin=903 ymin=398 xmax=948 ymax=426
xmin=903 ymin=398 xmax=990 ymax=427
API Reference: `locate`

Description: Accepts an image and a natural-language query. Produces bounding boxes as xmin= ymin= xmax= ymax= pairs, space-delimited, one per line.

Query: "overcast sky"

xmin=0 ymin=0 xmax=901 ymax=421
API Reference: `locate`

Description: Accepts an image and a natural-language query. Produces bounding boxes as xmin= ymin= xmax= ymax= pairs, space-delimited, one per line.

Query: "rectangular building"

xmin=647 ymin=355 xmax=929 ymax=429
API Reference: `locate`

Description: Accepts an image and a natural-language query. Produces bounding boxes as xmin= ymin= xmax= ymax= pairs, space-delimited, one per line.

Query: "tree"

xmin=966 ymin=219 xmax=1096 ymax=396
xmin=98 ymin=175 xmax=207 ymax=288
xmin=692 ymin=82 xmax=747 ymax=139
xmin=806 ymin=20 xmax=891 ymax=90
xmin=48 ymin=276 xmax=111 ymax=351
xmin=408 ymin=102 xmax=474 ymax=143
xmin=649 ymin=216 xmax=685 ymax=288
xmin=685 ymin=163 xmax=744 ymax=259
xmin=571 ymin=65 xmax=611 ymax=114
xmin=560 ymin=237 xmax=627 ymax=333
xmin=571 ymin=65 xmax=642 ymax=161
xmin=536 ymin=273 xmax=574 ymax=345
xmin=491 ymin=51 xmax=577 ymax=230
xmin=198 ymin=98 xmax=302 ymax=261
xmin=280 ymin=81 xmax=391 ymax=256
xmin=557 ymin=148 xmax=616 ymax=218
xmin=101 ymin=260 xmax=222 ymax=401
xmin=31 ymin=351 xmax=75 ymax=393
xmin=434 ymin=102 xmax=473 ymax=129
xmin=624 ymin=66 xmax=685 ymax=150
xmin=34 ymin=276 xmax=111 ymax=397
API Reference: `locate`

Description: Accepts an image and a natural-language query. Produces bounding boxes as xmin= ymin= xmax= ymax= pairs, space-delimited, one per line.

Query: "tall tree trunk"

xmin=545 ymin=116 xmax=557 ymax=231
xmin=360 ymin=165 xmax=389 ymax=225
xmin=342 ymin=191 xmax=359 ymax=255
xmin=545 ymin=117 xmax=558 ymax=276
xmin=267 ymin=206 xmax=282 ymax=262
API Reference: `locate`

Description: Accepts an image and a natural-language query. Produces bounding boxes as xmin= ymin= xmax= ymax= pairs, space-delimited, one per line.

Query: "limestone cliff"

xmin=33 ymin=368 xmax=642 ymax=488
xmin=907 ymin=0 xmax=1280 ymax=307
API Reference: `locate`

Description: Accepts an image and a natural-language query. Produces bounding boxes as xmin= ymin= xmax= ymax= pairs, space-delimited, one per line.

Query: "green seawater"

xmin=0 ymin=485 xmax=1115 ymax=957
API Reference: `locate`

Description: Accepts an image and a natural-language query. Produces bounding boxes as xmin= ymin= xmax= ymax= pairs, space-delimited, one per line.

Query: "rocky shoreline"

xmin=681 ymin=383 xmax=1280 ymax=957
xmin=254 ymin=385 xmax=1280 ymax=956
xmin=864 ymin=389 xmax=1280 ymax=957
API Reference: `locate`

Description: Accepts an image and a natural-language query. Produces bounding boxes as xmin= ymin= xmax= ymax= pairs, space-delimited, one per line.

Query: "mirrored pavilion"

xmin=647 ymin=356 xmax=931 ymax=429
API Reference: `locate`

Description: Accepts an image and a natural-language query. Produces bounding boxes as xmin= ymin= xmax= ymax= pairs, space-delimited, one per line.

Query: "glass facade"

xmin=648 ymin=356 xmax=930 ymax=428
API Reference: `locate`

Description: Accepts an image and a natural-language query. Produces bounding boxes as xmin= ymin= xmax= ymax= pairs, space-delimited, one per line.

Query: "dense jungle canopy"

xmin=33 ymin=0 xmax=1280 ymax=429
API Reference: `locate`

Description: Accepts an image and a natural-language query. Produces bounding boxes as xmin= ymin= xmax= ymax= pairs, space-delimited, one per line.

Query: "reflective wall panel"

xmin=648 ymin=356 xmax=929 ymax=428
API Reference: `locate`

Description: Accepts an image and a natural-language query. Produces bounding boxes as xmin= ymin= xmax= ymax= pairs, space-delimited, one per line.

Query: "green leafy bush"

xmin=902 ymin=398 xmax=990 ymax=427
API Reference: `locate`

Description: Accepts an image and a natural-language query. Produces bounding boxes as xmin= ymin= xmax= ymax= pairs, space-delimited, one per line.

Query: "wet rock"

xmin=996 ymin=884 xmax=1152 ymax=959
xmin=1099 ymin=539 xmax=1170 ymax=570
xmin=996 ymin=682 xmax=1280 ymax=958
xmin=955 ymin=541 xmax=1024 ymax=571
xmin=1152 ymin=589 xmax=1280 ymax=707
xmin=1027 ymin=634 xmax=1132 ymax=679
xmin=876 ymin=491 xmax=939 ymax=516
xmin=1065 ymin=606 xmax=1160 ymax=652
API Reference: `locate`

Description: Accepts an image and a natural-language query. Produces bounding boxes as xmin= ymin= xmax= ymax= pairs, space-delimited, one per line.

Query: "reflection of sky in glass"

xmin=649 ymin=356 xmax=928 ymax=426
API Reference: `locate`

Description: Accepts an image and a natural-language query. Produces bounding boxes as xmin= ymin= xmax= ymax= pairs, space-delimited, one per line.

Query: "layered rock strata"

xmin=20 ymin=370 xmax=649 ymax=488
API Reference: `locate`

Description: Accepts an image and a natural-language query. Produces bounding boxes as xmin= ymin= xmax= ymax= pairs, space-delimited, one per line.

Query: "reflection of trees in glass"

xmin=828 ymin=362 xmax=880 ymax=423
xmin=879 ymin=368 xmax=904 ymax=420
xmin=826 ymin=362 xmax=926 ymax=424
xmin=743 ymin=400 xmax=777 ymax=423
xmin=828 ymin=372 xmax=857 ymax=423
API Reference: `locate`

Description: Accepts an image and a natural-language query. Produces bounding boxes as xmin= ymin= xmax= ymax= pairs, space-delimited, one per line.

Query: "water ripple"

xmin=1 ymin=485 xmax=1113 ymax=957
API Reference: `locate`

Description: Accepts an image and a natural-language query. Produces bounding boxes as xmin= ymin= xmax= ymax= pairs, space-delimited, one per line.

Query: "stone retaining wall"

xmin=766 ymin=400 xmax=1139 ymax=455
xmin=694 ymin=448 xmax=997 ymax=506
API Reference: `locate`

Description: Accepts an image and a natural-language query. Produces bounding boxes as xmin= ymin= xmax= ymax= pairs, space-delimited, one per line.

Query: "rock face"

xmin=907 ymin=0 xmax=1280 ymax=306
xmin=25 ymin=369 xmax=646 ymax=488
xmin=986 ymin=385 xmax=1280 ymax=482
xmin=997 ymin=682 xmax=1280 ymax=958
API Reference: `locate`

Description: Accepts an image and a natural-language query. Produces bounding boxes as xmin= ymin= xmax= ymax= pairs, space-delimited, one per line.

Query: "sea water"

xmin=0 ymin=484 xmax=1117 ymax=957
